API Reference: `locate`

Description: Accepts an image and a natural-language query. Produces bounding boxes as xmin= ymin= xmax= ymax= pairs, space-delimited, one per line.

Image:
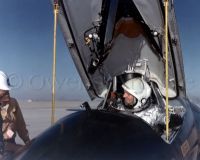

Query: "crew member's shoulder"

xmin=9 ymin=97 xmax=19 ymax=106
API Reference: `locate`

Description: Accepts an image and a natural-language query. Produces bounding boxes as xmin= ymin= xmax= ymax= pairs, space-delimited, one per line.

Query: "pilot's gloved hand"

xmin=169 ymin=114 xmax=183 ymax=128
xmin=110 ymin=92 xmax=117 ymax=100
xmin=107 ymin=97 xmax=124 ymax=111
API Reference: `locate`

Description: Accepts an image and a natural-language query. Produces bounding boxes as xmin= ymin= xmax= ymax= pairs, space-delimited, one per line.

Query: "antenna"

xmin=51 ymin=0 xmax=59 ymax=125
xmin=164 ymin=0 xmax=169 ymax=142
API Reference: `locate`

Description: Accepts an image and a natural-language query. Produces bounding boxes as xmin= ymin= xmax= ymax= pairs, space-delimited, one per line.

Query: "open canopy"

xmin=56 ymin=0 xmax=186 ymax=100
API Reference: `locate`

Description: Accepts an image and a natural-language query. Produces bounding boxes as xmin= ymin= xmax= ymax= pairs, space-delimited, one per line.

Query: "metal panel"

xmin=132 ymin=0 xmax=164 ymax=32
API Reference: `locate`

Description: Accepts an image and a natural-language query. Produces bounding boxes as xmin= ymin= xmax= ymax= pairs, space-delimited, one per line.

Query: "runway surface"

xmin=15 ymin=100 xmax=100 ymax=144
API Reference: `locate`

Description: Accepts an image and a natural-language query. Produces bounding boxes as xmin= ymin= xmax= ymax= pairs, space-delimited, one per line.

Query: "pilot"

xmin=120 ymin=77 xmax=184 ymax=130
xmin=0 ymin=71 xmax=30 ymax=159
xmin=121 ymin=77 xmax=164 ymax=126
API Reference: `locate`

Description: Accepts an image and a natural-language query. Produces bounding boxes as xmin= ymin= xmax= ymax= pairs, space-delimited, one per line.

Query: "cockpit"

xmin=83 ymin=12 xmax=185 ymax=143
xmin=58 ymin=0 xmax=187 ymax=144
xmin=96 ymin=67 xmax=186 ymax=143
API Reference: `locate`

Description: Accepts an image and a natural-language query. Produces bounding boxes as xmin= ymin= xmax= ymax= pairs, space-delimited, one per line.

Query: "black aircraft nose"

xmin=17 ymin=110 xmax=178 ymax=160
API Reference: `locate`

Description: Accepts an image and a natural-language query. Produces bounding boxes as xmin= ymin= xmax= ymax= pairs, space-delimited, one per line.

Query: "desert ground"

xmin=15 ymin=100 xmax=100 ymax=144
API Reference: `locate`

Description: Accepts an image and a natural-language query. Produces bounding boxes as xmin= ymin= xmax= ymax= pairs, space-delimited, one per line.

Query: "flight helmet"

xmin=122 ymin=78 xmax=151 ymax=112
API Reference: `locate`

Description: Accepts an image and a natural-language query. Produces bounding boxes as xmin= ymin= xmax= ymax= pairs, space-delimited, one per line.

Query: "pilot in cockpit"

xmin=122 ymin=77 xmax=166 ymax=127
xmin=107 ymin=73 xmax=185 ymax=135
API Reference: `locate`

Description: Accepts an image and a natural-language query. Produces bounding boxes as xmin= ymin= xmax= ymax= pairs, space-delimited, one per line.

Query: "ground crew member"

xmin=0 ymin=71 xmax=30 ymax=159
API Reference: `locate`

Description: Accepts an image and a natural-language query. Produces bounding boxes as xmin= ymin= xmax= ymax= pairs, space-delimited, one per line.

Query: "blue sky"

xmin=175 ymin=0 xmax=200 ymax=97
xmin=0 ymin=0 xmax=199 ymax=100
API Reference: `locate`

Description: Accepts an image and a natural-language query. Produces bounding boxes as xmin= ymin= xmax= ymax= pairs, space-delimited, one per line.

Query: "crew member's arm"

xmin=0 ymin=113 xmax=4 ymax=156
xmin=13 ymin=99 xmax=30 ymax=144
